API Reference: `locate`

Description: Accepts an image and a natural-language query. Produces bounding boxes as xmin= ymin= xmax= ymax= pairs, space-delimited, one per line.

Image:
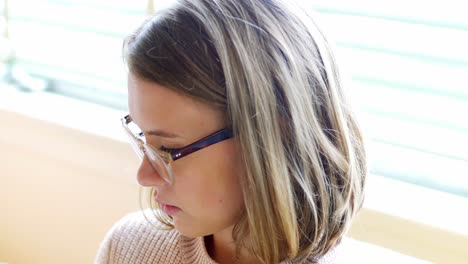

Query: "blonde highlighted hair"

xmin=124 ymin=0 xmax=366 ymax=263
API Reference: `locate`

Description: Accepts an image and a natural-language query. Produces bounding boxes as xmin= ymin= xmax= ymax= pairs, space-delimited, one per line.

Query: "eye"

xmin=159 ymin=145 xmax=179 ymax=154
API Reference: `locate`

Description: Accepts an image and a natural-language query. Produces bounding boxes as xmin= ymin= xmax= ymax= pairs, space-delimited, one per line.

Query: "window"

xmin=2 ymin=0 xmax=155 ymax=108
xmin=2 ymin=0 xmax=467 ymax=197
xmin=312 ymin=1 xmax=468 ymax=196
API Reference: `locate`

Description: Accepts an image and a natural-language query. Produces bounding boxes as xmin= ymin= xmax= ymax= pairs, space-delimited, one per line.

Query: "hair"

xmin=124 ymin=0 xmax=367 ymax=263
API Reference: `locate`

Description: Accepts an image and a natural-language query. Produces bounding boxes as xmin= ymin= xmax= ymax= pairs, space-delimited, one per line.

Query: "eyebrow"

xmin=145 ymin=129 xmax=182 ymax=139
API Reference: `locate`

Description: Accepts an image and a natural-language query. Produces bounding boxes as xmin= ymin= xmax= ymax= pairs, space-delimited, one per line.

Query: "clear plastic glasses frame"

xmin=121 ymin=114 xmax=233 ymax=185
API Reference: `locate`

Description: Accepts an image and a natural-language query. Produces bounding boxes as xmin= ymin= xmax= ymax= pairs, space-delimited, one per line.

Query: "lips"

xmin=155 ymin=194 xmax=181 ymax=216
xmin=160 ymin=203 xmax=181 ymax=216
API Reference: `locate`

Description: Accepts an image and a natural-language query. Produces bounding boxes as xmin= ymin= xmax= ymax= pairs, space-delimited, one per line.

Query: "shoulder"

xmin=95 ymin=210 xmax=183 ymax=264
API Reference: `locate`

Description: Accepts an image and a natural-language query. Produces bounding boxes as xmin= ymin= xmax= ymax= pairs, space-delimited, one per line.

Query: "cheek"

xmin=174 ymin=141 xmax=245 ymax=212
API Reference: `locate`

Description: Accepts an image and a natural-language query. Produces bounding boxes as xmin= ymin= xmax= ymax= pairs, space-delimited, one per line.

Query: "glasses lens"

xmin=143 ymin=144 xmax=174 ymax=184
xmin=123 ymin=127 xmax=144 ymax=159
xmin=123 ymin=118 xmax=174 ymax=184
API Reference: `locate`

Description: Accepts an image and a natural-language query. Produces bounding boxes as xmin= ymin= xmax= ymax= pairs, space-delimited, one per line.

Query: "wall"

xmin=1 ymin=109 xmax=467 ymax=264
xmin=0 ymin=110 xmax=140 ymax=264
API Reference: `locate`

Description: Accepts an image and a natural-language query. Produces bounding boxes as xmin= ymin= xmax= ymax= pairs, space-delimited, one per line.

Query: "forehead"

xmin=127 ymin=73 xmax=226 ymax=140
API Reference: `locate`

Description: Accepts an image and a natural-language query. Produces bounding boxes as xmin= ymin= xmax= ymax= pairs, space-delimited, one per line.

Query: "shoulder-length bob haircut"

xmin=124 ymin=0 xmax=366 ymax=263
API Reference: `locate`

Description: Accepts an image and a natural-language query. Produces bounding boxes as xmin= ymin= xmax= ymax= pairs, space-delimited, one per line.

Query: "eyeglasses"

xmin=121 ymin=114 xmax=233 ymax=185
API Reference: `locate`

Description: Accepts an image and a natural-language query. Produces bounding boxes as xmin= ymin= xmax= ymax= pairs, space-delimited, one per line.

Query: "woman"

xmin=96 ymin=0 xmax=366 ymax=263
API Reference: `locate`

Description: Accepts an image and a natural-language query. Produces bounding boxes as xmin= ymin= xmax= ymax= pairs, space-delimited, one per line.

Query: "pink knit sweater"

xmin=95 ymin=210 xmax=344 ymax=264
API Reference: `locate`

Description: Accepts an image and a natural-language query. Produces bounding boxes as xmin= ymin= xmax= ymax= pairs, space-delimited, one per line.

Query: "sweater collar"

xmin=179 ymin=235 xmax=217 ymax=264
xmin=179 ymin=235 xmax=295 ymax=264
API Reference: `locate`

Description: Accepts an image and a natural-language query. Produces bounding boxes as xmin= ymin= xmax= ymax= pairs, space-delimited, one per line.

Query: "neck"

xmin=204 ymin=226 xmax=257 ymax=264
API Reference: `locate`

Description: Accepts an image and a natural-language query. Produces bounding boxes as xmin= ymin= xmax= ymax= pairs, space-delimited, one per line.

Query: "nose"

xmin=136 ymin=155 xmax=168 ymax=187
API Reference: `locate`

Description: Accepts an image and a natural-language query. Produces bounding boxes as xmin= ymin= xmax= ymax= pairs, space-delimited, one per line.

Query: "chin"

xmin=173 ymin=219 xmax=207 ymax=238
xmin=175 ymin=227 xmax=208 ymax=238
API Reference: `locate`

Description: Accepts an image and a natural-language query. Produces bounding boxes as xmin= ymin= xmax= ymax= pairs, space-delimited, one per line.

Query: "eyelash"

xmin=159 ymin=145 xmax=179 ymax=154
xmin=138 ymin=132 xmax=179 ymax=154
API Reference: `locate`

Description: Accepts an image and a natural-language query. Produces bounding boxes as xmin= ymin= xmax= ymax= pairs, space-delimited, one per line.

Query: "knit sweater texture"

xmin=95 ymin=210 xmax=345 ymax=264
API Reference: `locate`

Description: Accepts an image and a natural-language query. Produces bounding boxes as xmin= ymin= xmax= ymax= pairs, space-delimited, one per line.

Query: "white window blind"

xmin=4 ymin=0 xmax=153 ymax=108
xmin=313 ymin=0 xmax=468 ymax=196
xmin=2 ymin=0 xmax=467 ymax=196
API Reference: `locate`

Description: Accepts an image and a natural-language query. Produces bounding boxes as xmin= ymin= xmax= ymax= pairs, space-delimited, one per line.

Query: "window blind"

xmin=313 ymin=0 xmax=468 ymax=196
xmin=5 ymin=0 xmax=152 ymax=108
xmin=3 ymin=0 xmax=468 ymax=196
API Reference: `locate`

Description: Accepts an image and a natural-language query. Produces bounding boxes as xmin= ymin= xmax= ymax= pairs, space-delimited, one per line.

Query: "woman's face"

xmin=128 ymin=73 xmax=245 ymax=238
